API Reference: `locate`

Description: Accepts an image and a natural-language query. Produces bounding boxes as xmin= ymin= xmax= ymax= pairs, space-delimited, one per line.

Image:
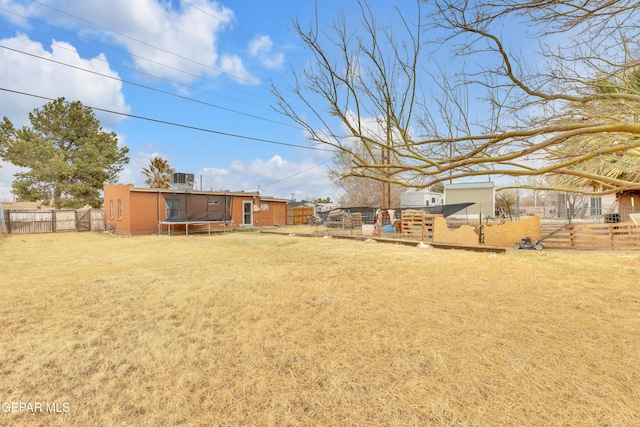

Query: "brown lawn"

xmin=1 ymin=230 xmax=639 ymax=426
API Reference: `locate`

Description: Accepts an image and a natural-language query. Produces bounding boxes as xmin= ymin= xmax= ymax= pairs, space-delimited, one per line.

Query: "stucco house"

xmin=103 ymin=184 xmax=288 ymax=235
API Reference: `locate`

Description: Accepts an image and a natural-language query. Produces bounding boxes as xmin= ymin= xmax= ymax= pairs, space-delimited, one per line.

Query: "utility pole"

xmin=382 ymin=100 xmax=392 ymax=209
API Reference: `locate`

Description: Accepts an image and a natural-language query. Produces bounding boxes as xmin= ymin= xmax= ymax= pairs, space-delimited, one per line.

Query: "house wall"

xmin=233 ymin=196 xmax=288 ymax=227
xmin=230 ymin=195 xmax=254 ymax=227
xmin=255 ymin=200 xmax=287 ymax=226
xmin=104 ymin=184 xmax=133 ymax=234
xmin=618 ymin=191 xmax=640 ymax=222
xmin=401 ymin=191 xmax=444 ymax=208
xmin=130 ymin=191 xmax=166 ymax=234
xmin=104 ymin=184 xmax=167 ymax=235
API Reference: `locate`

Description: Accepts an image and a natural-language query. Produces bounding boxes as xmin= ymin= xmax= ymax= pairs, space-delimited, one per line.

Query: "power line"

xmin=179 ymin=0 xmax=305 ymax=64
xmin=29 ymin=0 xmax=261 ymax=86
xmin=265 ymin=161 xmax=329 ymax=186
xmin=0 ymin=87 xmax=333 ymax=152
xmin=0 ymin=43 xmax=298 ymax=129
xmin=0 ymin=6 xmax=274 ymax=103
xmin=2 ymin=3 xmax=315 ymax=124
xmin=0 ymin=27 xmax=283 ymax=117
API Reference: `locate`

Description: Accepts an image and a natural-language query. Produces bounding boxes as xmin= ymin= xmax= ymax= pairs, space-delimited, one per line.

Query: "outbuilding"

xmin=444 ymin=182 xmax=495 ymax=219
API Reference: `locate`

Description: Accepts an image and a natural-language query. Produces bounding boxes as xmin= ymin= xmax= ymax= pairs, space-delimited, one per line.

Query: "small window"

xmin=432 ymin=197 xmax=436 ymax=203
xmin=117 ymin=199 xmax=122 ymax=218
xmin=590 ymin=197 xmax=602 ymax=216
xmin=166 ymin=199 xmax=180 ymax=218
xmin=109 ymin=200 xmax=114 ymax=219
xmin=208 ymin=200 xmax=220 ymax=205
xmin=260 ymin=203 xmax=270 ymax=211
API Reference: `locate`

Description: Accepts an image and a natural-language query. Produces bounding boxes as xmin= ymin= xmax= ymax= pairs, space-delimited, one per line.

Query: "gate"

xmin=75 ymin=210 xmax=91 ymax=232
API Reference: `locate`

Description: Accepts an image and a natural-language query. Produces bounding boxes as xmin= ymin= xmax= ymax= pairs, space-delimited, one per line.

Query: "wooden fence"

xmin=287 ymin=206 xmax=315 ymax=225
xmin=3 ymin=209 xmax=104 ymax=234
xmin=541 ymin=222 xmax=640 ymax=250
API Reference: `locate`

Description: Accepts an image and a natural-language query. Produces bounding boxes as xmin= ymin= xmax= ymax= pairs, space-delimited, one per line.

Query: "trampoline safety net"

xmin=162 ymin=193 xmax=231 ymax=222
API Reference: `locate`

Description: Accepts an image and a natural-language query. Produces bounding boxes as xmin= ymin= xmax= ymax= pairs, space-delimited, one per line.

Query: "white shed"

xmin=444 ymin=182 xmax=495 ymax=218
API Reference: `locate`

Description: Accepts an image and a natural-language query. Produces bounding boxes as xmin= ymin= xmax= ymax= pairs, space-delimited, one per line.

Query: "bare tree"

xmin=328 ymin=136 xmax=403 ymax=207
xmin=272 ymin=0 xmax=640 ymax=195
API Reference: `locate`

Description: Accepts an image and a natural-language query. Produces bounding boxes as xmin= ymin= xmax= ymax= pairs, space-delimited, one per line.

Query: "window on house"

xmin=117 ymin=199 xmax=122 ymax=218
xmin=432 ymin=197 xmax=436 ymax=203
xmin=260 ymin=203 xmax=270 ymax=211
xmin=166 ymin=199 xmax=180 ymax=218
xmin=590 ymin=197 xmax=602 ymax=216
xmin=110 ymin=200 xmax=114 ymax=218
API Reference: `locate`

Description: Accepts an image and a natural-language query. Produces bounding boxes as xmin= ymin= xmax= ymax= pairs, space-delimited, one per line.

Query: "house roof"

xmin=117 ymin=184 xmax=288 ymax=202
xmin=288 ymin=201 xmax=315 ymax=207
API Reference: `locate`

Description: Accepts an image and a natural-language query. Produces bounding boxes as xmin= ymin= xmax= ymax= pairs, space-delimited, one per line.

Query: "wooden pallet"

xmin=400 ymin=210 xmax=442 ymax=241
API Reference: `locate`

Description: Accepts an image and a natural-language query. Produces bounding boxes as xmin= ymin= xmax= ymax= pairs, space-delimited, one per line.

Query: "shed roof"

xmin=444 ymin=182 xmax=495 ymax=190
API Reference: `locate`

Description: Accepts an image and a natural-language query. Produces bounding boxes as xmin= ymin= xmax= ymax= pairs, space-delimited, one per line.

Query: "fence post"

xmin=52 ymin=210 xmax=56 ymax=233
xmin=609 ymin=223 xmax=614 ymax=250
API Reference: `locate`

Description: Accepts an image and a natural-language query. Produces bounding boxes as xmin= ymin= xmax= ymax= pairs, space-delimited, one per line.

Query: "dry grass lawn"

xmin=1 ymin=230 xmax=639 ymax=426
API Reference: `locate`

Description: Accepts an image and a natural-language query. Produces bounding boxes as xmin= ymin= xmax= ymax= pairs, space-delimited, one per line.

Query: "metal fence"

xmin=3 ymin=209 xmax=104 ymax=234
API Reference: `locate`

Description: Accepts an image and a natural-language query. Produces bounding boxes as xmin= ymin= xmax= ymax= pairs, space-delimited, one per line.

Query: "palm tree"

xmin=141 ymin=157 xmax=175 ymax=189
xmin=546 ymin=67 xmax=640 ymax=194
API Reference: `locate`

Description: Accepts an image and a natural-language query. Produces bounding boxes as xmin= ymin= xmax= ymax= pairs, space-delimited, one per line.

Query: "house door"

xmin=242 ymin=201 xmax=253 ymax=227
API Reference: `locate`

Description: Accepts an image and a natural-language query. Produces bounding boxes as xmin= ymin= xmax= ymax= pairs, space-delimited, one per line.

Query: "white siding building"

xmin=444 ymin=182 xmax=495 ymax=218
xmin=401 ymin=190 xmax=444 ymax=208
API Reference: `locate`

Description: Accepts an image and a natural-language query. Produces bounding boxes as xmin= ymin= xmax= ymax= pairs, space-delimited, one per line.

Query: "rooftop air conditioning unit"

xmin=171 ymin=172 xmax=195 ymax=190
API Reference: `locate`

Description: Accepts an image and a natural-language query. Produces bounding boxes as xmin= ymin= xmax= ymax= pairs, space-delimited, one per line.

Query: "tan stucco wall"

xmin=432 ymin=215 xmax=541 ymax=247
xmin=433 ymin=217 xmax=479 ymax=245
xmin=483 ymin=216 xmax=541 ymax=247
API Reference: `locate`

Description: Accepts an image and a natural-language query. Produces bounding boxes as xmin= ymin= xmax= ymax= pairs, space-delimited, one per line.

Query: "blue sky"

xmin=1 ymin=0 xmax=403 ymax=202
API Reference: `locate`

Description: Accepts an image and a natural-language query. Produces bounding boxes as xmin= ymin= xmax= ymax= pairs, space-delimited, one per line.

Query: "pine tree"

xmin=0 ymin=98 xmax=129 ymax=208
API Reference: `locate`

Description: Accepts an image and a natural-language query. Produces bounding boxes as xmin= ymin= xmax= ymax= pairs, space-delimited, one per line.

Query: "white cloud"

xmin=229 ymin=160 xmax=244 ymax=173
xmin=8 ymin=0 xmax=260 ymax=84
xmin=248 ymin=35 xmax=285 ymax=70
xmin=248 ymin=35 xmax=270 ymax=57
xmin=0 ymin=161 xmax=26 ymax=202
xmin=0 ymin=35 xmax=129 ymax=127
xmin=197 ymin=155 xmax=338 ymax=201
xmin=218 ymin=54 xmax=260 ymax=85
